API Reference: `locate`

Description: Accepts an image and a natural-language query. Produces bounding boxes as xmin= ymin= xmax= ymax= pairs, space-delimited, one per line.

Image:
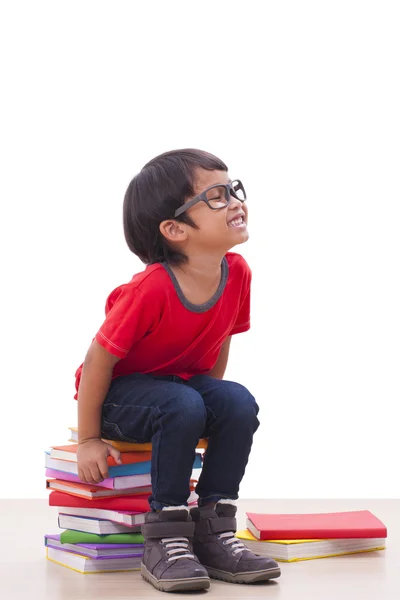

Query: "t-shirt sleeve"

xmin=229 ymin=257 xmax=252 ymax=335
xmin=95 ymin=284 xmax=154 ymax=358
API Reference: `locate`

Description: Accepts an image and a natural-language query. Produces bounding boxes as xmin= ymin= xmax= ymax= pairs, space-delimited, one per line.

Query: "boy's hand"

xmin=77 ymin=439 xmax=122 ymax=484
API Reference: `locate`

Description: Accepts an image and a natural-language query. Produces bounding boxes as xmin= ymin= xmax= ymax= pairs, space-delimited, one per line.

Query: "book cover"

xmin=45 ymin=468 xmax=152 ymax=490
xmin=236 ymin=529 xmax=386 ymax=562
xmin=246 ymin=510 xmax=387 ymax=540
xmin=49 ymin=490 xmax=150 ymax=512
xmin=58 ymin=510 xmax=144 ymax=529
xmin=46 ymin=547 xmax=141 ymax=573
xmin=46 ymin=478 xmax=152 ymax=499
xmin=59 ymin=529 xmax=144 ymax=545
xmin=46 ymin=533 xmax=142 ymax=549
xmin=45 ymin=451 xmax=201 ymax=477
xmin=46 ymin=476 xmax=197 ymax=499
xmin=50 ymin=444 xmax=151 ymax=465
xmin=45 ymin=535 xmax=143 ymax=559
xmin=45 ymin=453 xmax=151 ymax=477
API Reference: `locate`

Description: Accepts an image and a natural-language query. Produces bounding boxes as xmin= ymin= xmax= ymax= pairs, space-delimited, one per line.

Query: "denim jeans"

xmin=101 ymin=373 xmax=260 ymax=511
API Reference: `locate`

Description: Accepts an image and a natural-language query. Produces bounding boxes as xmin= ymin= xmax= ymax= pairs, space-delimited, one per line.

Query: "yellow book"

xmin=68 ymin=426 xmax=208 ymax=450
xmin=236 ymin=529 xmax=386 ymax=563
xmin=46 ymin=547 xmax=141 ymax=574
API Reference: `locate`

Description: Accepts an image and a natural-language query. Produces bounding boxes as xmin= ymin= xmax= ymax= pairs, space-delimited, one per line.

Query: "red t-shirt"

xmin=74 ymin=252 xmax=251 ymax=398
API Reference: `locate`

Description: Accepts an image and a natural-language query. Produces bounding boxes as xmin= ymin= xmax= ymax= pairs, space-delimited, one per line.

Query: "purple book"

xmin=45 ymin=534 xmax=144 ymax=559
xmin=45 ymin=467 xmax=151 ymax=491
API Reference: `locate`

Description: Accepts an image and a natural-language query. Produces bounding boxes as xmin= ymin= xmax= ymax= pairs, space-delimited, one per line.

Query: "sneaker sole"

xmin=205 ymin=565 xmax=281 ymax=584
xmin=141 ymin=563 xmax=211 ymax=593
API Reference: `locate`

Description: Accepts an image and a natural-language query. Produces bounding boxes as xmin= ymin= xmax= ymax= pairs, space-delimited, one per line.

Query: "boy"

xmin=75 ymin=149 xmax=280 ymax=592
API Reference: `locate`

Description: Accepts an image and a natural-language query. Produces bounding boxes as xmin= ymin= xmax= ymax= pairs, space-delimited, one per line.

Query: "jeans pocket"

xmin=101 ymin=404 xmax=159 ymax=444
xmin=101 ymin=418 xmax=143 ymax=443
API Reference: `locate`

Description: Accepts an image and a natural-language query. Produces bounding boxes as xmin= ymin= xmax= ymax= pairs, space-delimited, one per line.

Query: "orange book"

xmin=68 ymin=426 xmax=208 ymax=451
xmin=104 ymin=439 xmax=208 ymax=452
xmin=50 ymin=444 xmax=151 ymax=465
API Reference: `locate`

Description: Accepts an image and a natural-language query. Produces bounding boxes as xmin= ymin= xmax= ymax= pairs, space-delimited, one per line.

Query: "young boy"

xmin=75 ymin=149 xmax=280 ymax=592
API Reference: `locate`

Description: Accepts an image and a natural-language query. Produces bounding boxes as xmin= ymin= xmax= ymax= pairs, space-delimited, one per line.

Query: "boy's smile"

xmin=227 ymin=210 xmax=246 ymax=229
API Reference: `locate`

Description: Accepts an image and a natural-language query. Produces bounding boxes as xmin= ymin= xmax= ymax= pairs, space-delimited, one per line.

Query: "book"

xmin=46 ymin=546 xmax=142 ymax=573
xmin=58 ymin=513 xmax=143 ymax=533
xmin=44 ymin=452 xmax=151 ymax=477
xmin=45 ymin=468 xmax=152 ymax=490
xmin=236 ymin=529 xmax=386 ymax=562
xmin=46 ymin=475 xmax=198 ymax=498
xmin=46 ymin=479 xmax=152 ymax=499
xmin=68 ymin=426 xmax=208 ymax=449
xmin=45 ymin=534 xmax=144 ymax=558
xmin=50 ymin=444 xmax=151 ymax=464
xmin=52 ymin=484 xmax=198 ymax=511
xmin=60 ymin=529 xmax=144 ymax=545
xmin=49 ymin=491 xmax=150 ymax=512
xmin=104 ymin=438 xmax=208 ymax=452
xmin=246 ymin=510 xmax=388 ymax=540
xmin=45 ymin=451 xmax=202 ymax=477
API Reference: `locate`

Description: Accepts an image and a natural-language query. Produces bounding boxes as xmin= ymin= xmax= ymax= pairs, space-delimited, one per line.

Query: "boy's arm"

xmin=78 ymin=340 xmax=121 ymax=443
xmin=207 ymin=336 xmax=232 ymax=380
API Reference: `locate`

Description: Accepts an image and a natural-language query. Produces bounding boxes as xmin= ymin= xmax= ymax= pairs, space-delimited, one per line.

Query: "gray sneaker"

xmin=141 ymin=507 xmax=211 ymax=592
xmin=191 ymin=502 xmax=281 ymax=584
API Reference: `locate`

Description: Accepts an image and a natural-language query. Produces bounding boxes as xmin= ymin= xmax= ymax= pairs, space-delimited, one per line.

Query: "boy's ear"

xmin=159 ymin=219 xmax=188 ymax=243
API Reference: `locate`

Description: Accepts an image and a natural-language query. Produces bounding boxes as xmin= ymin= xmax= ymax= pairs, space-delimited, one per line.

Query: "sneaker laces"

xmin=217 ymin=531 xmax=251 ymax=556
xmin=161 ymin=537 xmax=195 ymax=562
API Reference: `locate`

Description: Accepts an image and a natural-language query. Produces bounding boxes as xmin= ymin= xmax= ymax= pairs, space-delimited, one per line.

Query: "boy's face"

xmin=184 ymin=168 xmax=249 ymax=252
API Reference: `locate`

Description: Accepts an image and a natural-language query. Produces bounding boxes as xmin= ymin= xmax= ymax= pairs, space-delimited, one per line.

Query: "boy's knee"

xmin=167 ymin=387 xmax=206 ymax=431
xmin=223 ymin=381 xmax=259 ymax=421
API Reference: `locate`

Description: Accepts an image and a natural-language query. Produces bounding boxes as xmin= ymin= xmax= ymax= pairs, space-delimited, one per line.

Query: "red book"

xmin=48 ymin=491 xmax=149 ymax=513
xmin=246 ymin=510 xmax=387 ymax=540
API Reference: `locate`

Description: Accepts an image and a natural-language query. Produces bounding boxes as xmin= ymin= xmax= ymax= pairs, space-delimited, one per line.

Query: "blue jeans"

xmin=101 ymin=373 xmax=260 ymax=511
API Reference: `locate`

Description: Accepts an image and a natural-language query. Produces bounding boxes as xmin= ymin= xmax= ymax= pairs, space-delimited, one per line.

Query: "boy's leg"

xmin=101 ymin=373 xmax=210 ymax=592
xmin=101 ymin=373 xmax=206 ymax=510
xmin=186 ymin=375 xmax=281 ymax=584
xmin=185 ymin=375 xmax=260 ymax=505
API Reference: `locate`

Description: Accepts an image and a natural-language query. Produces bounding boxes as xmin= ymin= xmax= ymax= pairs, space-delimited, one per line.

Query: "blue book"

xmin=44 ymin=451 xmax=202 ymax=476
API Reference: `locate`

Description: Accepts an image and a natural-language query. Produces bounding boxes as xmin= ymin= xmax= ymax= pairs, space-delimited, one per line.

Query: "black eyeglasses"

xmin=174 ymin=179 xmax=246 ymax=218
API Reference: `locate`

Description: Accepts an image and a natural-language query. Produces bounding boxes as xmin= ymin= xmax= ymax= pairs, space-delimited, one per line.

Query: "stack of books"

xmin=236 ymin=510 xmax=387 ymax=563
xmin=45 ymin=426 xmax=205 ymax=573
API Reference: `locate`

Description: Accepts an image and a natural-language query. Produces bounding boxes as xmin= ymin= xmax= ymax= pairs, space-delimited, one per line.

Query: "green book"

xmin=60 ymin=529 xmax=144 ymax=545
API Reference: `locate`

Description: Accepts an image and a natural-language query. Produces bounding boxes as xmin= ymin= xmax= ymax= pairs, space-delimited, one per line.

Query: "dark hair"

xmin=123 ymin=148 xmax=228 ymax=265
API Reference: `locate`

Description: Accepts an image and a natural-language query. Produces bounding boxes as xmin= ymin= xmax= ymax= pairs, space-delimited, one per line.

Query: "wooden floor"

xmin=2 ymin=498 xmax=399 ymax=599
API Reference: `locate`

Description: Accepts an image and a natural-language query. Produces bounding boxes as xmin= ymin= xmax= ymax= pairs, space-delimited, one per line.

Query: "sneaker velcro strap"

xmin=195 ymin=517 xmax=237 ymax=536
xmin=142 ymin=520 xmax=195 ymax=539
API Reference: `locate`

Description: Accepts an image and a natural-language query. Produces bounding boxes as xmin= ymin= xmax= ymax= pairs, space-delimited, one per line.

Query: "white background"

xmin=1 ymin=1 xmax=399 ymax=499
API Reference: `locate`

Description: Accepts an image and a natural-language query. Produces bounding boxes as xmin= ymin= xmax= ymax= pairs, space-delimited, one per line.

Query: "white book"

xmin=45 ymin=454 xmax=83 ymax=475
xmin=56 ymin=489 xmax=197 ymax=528
xmin=58 ymin=513 xmax=143 ymax=534
xmin=44 ymin=453 xmax=151 ymax=477
xmin=46 ymin=546 xmax=142 ymax=573
xmin=236 ymin=530 xmax=386 ymax=562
